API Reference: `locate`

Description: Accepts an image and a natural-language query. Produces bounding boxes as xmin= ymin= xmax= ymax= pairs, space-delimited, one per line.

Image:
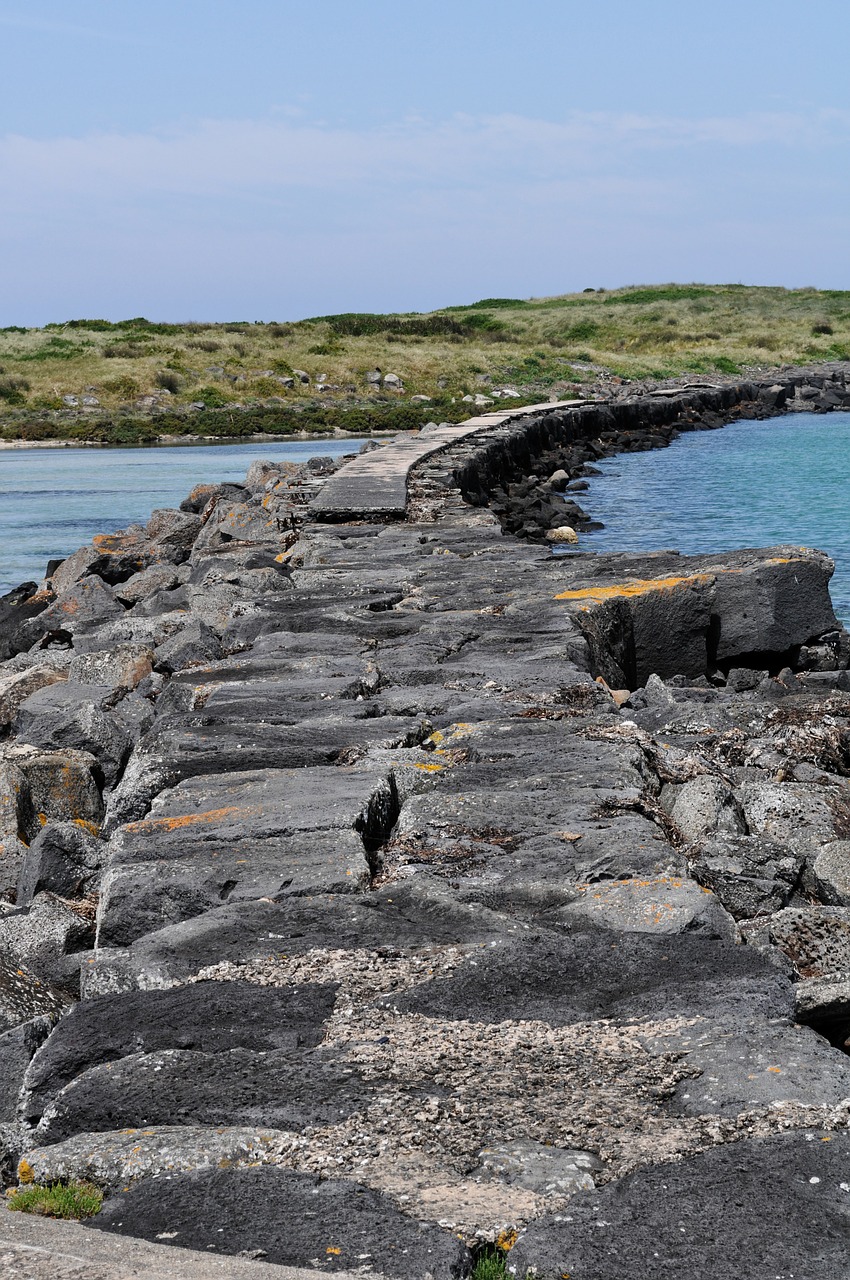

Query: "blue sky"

xmin=1 ymin=0 xmax=848 ymax=324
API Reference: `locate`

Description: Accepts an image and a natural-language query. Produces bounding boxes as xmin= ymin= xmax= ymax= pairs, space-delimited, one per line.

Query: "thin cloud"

xmin=1 ymin=108 xmax=847 ymax=205
xmin=0 ymin=12 xmax=147 ymax=43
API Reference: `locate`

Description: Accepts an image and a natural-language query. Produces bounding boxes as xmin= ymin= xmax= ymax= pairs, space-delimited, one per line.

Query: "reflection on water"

xmin=0 ymin=438 xmax=365 ymax=591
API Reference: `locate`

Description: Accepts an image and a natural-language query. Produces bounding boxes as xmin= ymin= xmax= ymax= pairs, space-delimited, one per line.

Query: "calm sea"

xmin=578 ymin=410 xmax=850 ymax=622
xmin=0 ymin=438 xmax=366 ymax=592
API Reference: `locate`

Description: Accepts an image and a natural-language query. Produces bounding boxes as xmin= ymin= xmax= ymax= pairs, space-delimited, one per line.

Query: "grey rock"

xmin=737 ymin=779 xmax=838 ymax=849
xmin=0 ymin=1015 xmax=53 ymax=1122
xmin=810 ymin=840 xmax=850 ymax=905
xmin=690 ymin=833 xmax=804 ymax=919
xmin=15 ymin=682 xmax=133 ymax=789
xmin=35 ymin=576 xmax=124 ymax=637
xmin=21 ymin=1124 xmax=295 ymax=1190
xmin=83 ymin=878 xmax=520 ymax=992
xmin=23 ymin=980 xmax=336 ymax=1123
xmin=0 ymin=894 xmax=92 ymax=989
xmin=0 ymin=666 xmax=66 ymax=729
xmin=95 ymin=765 xmax=393 ymax=945
xmin=153 ymin=619 xmax=223 ymax=674
xmin=666 ymin=774 xmax=745 ymax=842
xmin=145 ymin=509 xmax=201 ymax=563
xmin=0 ymin=951 xmax=67 ymax=1034
xmin=390 ymin=930 xmax=791 ymax=1027
xmin=67 ymin=644 xmax=154 ymax=691
xmin=741 ymin=905 xmax=850 ymax=979
xmin=5 ymin=744 xmax=103 ymax=828
xmin=476 ymin=1139 xmax=603 ymax=1195
xmin=548 ymin=875 xmax=736 ymax=937
xmin=113 ymin=566 xmax=180 ymax=605
xmin=87 ymin=1168 xmax=470 ymax=1278
xmin=17 ymin=821 xmax=106 ymax=905
xmin=509 ymin=1131 xmax=850 ymax=1279
xmin=35 ymin=1045 xmax=374 ymax=1142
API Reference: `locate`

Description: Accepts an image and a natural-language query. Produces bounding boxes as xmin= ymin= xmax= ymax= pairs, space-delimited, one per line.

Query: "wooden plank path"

xmin=309 ymin=400 xmax=586 ymax=520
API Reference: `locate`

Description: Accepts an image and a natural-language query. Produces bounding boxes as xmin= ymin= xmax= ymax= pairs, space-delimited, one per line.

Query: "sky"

xmin=1 ymin=0 xmax=849 ymax=325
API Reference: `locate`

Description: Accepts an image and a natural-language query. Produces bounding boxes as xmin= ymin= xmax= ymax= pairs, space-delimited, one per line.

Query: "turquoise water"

xmin=0 ymin=438 xmax=365 ymax=592
xmin=579 ymin=410 xmax=850 ymax=622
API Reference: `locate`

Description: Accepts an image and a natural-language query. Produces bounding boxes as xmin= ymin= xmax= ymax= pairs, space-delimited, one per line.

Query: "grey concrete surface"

xmin=309 ymin=401 xmax=580 ymax=519
xmin=0 ymin=1209 xmax=359 ymax=1280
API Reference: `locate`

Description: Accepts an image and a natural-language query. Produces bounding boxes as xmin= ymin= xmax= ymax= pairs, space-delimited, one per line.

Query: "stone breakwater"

xmin=2 ymin=369 xmax=850 ymax=1276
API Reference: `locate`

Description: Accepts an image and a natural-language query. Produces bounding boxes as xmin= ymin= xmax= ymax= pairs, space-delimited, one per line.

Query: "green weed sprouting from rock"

xmin=470 ymin=1245 xmax=510 ymax=1280
xmin=6 ymin=1179 xmax=103 ymax=1220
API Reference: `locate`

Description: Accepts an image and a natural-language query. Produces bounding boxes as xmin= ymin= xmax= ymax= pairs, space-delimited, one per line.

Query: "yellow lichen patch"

xmin=274 ymin=550 xmax=292 ymax=563
xmin=37 ymin=812 xmax=48 ymax=826
xmin=410 ymin=762 xmax=444 ymax=772
xmin=72 ymin=819 xmax=101 ymax=836
xmin=17 ymin=1159 xmax=34 ymax=1184
xmin=554 ymin=573 xmax=714 ymax=603
xmin=326 ymin=1246 xmax=342 ymax=1255
xmin=496 ymin=1227 xmax=518 ymax=1251
xmin=123 ymin=805 xmax=246 ymax=835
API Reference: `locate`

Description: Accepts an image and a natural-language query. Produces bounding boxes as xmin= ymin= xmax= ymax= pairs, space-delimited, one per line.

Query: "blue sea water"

xmin=577 ymin=410 xmax=850 ymax=623
xmin=0 ymin=438 xmax=366 ymax=593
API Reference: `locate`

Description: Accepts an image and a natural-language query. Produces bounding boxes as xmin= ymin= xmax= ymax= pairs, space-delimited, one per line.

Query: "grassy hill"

xmin=2 ymin=284 xmax=849 ymax=443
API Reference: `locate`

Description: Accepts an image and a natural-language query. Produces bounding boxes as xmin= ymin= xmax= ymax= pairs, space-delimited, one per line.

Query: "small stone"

xmin=546 ymin=525 xmax=579 ymax=543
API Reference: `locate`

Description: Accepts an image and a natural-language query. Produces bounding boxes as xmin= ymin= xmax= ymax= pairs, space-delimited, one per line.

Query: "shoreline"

xmin=0 ymin=428 xmax=404 ymax=451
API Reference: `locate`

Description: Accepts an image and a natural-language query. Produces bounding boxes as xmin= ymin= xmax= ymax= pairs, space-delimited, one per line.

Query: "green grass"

xmin=2 ymin=283 xmax=849 ymax=443
xmin=6 ymin=1180 xmax=103 ymax=1220
xmin=471 ymin=1246 xmax=510 ymax=1280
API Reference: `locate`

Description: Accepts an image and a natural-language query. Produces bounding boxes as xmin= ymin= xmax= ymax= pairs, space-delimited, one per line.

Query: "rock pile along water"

xmin=3 ymin=366 xmax=850 ymax=1278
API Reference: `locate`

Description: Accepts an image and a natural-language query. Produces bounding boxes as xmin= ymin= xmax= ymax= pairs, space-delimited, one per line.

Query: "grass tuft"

xmin=6 ymin=1180 xmax=103 ymax=1220
xmin=471 ymin=1246 xmax=510 ymax=1280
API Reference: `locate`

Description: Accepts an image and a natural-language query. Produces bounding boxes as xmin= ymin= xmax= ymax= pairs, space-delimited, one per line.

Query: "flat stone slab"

xmin=86 ymin=1167 xmax=471 ymax=1278
xmin=309 ymin=402 xmax=579 ymax=520
xmin=1 ymin=1209 xmax=355 ymax=1280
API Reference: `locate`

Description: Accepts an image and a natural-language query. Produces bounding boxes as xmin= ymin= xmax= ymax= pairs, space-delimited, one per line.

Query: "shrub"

xmin=0 ymin=375 xmax=30 ymax=403
xmin=812 ymin=322 xmax=834 ymax=335
xmin=187 ymin=338 xmax=221 ymax=352
xmin=102 ymin=374 xmax=140 ymax=398
xmin=155 ymin=370 xmax=183 ymax=393
xmin=104 ymin=342 xmax=149 ymax=359
xmin=564 ymin=320 xmax=600 ymax=342
xmin=18 ymin=337 xmax=87 ymax=362
xmin=192 ymin=384 xmax=231 ymax=407
xmin=7 ymin=1180 xmax=103 ymax=1220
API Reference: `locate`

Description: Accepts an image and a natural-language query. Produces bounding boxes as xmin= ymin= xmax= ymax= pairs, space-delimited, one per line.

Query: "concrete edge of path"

xmin=0 ymin=1210 xmax=363 ymax=1280
xmin=309 ymin=399 xmax=588 ymax=520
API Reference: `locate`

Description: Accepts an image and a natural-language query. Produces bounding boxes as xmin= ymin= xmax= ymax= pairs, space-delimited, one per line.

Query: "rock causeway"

xmin=3 ymin=368 xmax=850 ymax=1277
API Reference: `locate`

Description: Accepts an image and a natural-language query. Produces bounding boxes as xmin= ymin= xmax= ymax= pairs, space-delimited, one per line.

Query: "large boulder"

xmin=14 ymin=683 xmax=134 ymax=789
xmin=17 ymin=820 xmax=105 ymax=905
xmin=0 ymin=666 xmax=65 ymax=730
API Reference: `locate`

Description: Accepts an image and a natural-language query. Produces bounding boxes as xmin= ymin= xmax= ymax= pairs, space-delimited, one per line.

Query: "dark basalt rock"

xmin=36 ymin=1045 xmax=375 ymax=1142
xmin=509 ymin=1131 xmax=850 ymax=1279
xmin=388 ymin=928 xmax=793 ymax=1026
xmin=87 ymin=1167 xmax=470 ymax=1278
xmin=83 ymin=876 xmax=528 ymax=992
xmin=17 ymin=824 xmax=104 ymax=906
xmin=23 ymin=980 xmax=337 ymax=1122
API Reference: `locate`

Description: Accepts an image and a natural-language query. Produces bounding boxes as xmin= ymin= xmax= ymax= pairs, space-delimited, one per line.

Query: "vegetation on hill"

xmin=2 ymin=284 xmax=849 ymax=443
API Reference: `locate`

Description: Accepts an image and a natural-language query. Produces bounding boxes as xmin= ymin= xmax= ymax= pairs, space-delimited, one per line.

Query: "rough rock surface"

xmin=3 ymin=373 xmax=850 ymax=1276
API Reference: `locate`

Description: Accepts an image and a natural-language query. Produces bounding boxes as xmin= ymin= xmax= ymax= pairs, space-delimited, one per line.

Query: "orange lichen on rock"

xmin=554 ymin=573 xmax=714 ymax=604
xmin=123 ymin=805 xmax=246 ymax=835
